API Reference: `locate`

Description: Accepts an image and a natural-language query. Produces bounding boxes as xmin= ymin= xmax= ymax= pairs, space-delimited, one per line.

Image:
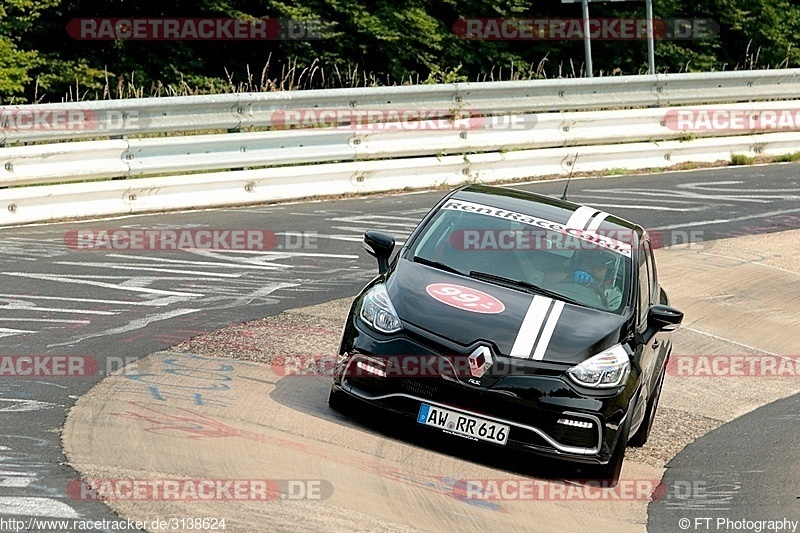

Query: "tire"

xmin=629 ymin=363 xmax=666 ymax=448
xmin=590 ymin=412 xmax=631 ymax=487
xmin=327 ymin=387 xmax=353 ymax=414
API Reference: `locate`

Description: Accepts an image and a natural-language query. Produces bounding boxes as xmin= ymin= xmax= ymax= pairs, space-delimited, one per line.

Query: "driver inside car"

xmin=572 ymin=250 xmax=624 ymax=311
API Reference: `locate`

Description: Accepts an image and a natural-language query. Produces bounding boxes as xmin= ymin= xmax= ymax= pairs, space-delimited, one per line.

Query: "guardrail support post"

xmin=646 ymin=0 xmax=655 ymax=75
xmin=582 ymin=0 xmax=593 ymax=78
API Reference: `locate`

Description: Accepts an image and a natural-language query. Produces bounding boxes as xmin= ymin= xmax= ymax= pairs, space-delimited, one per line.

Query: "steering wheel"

xmin=551 ymin=280 xmax=605 ymax=306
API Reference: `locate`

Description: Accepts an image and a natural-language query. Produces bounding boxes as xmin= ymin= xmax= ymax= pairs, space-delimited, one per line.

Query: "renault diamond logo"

xmin=468 ymin=346 xmax=493 ymax=378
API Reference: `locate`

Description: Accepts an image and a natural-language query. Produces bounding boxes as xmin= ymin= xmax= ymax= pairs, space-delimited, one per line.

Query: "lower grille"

xmin=399 ymin=379 xmax=439 ymax=399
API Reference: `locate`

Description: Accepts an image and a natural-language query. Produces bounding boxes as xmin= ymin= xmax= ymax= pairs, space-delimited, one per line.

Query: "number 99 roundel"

xmin=425 ymin=283 xmax=505 ymax=314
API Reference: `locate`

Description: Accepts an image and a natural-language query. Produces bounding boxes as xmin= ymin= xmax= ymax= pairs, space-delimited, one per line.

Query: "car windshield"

xmin=407 ymin=206 xmax=632 ymax=313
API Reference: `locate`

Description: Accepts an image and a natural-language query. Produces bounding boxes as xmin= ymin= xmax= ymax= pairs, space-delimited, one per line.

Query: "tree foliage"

xmin=1 ymin=0 xmax=799 ymax=103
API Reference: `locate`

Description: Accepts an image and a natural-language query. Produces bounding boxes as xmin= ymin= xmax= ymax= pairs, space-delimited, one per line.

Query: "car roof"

xmin=449 ymin=184 xmax=645 ymax=247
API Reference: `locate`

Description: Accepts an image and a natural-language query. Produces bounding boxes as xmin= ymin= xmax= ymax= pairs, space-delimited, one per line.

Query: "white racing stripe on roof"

xmin=566 ymin=206 xmax=598 ymax=230
xmin=510 ymin=295 xmax=552 ymax=358
xmin=531 ymin=300 xmax=565 ymax=361
xmin=586 ymin=212 xmax=609 ymax=233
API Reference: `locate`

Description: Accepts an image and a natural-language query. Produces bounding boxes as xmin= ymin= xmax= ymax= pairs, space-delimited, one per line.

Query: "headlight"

xmin=359 ymin=284 xmax=402 ymax=334
xmin=567 ymin=344 xmax=630 ymax=388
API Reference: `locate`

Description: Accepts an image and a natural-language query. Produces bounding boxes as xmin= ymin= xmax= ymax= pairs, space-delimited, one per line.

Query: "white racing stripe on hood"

xmin=510 ymin=295 xmax=552 ymax=358
xmin=531 ymin=300 xmax=565 ymax=361
xmin=510 ymin=296 xmax=566 ymax=360
xmin=508 ymin=294 xmax=553 ymax=359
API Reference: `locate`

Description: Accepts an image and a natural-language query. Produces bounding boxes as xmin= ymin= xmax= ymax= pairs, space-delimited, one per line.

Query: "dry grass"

xmin=50 ymin=53 xmax=648 ymax=103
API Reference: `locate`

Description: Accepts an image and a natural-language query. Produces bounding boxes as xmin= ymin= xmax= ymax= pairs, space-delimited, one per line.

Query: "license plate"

xmin=417 ymin=403 xmax=509 ymax=445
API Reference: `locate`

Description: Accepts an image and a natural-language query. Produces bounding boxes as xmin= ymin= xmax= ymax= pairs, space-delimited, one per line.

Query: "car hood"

xmin=387 ymin=259 xmax=629 ymax=366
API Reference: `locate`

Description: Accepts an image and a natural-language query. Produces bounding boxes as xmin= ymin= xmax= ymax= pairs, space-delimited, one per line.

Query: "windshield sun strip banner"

xmin=441 ymin=199 xmax=633 ymax=257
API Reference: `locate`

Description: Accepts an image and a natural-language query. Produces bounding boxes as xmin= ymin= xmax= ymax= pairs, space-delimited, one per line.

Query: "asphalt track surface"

xmin=649 ymin=394 xmax=800 ymax=532
xmin=1 ymin=164 xmax=799 ymax=530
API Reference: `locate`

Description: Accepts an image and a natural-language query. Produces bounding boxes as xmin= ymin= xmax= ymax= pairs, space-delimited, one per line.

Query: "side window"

xmin=637 ymin=243 xmax=650 ymax=325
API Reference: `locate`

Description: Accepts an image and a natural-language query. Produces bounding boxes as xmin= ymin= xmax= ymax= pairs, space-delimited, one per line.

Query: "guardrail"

xmin=2 ymin=69 xmax=800 ymax=225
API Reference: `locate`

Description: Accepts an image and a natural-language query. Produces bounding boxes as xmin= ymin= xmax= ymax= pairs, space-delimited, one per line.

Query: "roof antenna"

xmin=561 ymin=154 xmax=578 ymax=201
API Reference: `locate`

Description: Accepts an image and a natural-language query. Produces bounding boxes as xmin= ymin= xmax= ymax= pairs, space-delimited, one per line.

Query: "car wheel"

xmin=629 ymin=362 xmax=666 ymax=448
xmin=590 ymin=412 xmax=631 ymax=487
xmin=327 ymin=387 xmax=352 ymax=414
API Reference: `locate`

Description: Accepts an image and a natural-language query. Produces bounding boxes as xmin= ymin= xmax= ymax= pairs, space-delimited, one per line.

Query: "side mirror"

xmin=649 ymin=304 xmax=684 ymax=331
xmin=363 ymin=231 xmax=395 ymax=275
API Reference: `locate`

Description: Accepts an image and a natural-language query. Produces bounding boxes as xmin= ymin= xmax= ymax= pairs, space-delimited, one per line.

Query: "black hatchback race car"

xmin=329 ymin=184 xmax=683 ymax=483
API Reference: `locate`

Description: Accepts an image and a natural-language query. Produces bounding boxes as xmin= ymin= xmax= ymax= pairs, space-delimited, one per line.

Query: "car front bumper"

xmin=333 ymin=317 xmax=640 ymax=465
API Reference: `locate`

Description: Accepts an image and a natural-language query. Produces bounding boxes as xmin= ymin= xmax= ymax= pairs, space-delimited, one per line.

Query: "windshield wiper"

xmin=413 ymin=256 xmax=463 ymax=275
xmin=468 ymin=271 xmax=584 ymax=307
